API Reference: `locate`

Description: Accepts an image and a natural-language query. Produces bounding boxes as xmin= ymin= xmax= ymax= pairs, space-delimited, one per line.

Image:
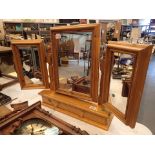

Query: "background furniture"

xmin=3 ymin=21 xmax=79 ymax=45
xmin=0 ymin=46 xmax=18 ymax=90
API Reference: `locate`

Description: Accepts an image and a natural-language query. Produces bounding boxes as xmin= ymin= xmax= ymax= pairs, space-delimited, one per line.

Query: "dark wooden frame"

xmin=99 ymin=41 xmax=153 ymax=128
xmin=50 ymin=24 xmax=100 ymax=102
xmin=0 ymin=101 xmax=88 ymax=135
xmin=11 ymin=39 xmax=49 ymax=89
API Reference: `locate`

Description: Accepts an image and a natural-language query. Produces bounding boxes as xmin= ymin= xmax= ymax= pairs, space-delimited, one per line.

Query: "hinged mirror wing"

xmin=11 ymin=39 xmax=49 ymax=89
xmin=50 ymin=24 xmax=100 ymax=102
xmin=100 ymin=41 xmax=153 ymax=128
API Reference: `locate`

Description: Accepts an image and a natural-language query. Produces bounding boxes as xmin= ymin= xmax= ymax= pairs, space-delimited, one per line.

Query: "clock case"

xmin=11 ymin=24 xmax=153 ymax=130
xmin=0 ymin=101 xmax=89 ymax=135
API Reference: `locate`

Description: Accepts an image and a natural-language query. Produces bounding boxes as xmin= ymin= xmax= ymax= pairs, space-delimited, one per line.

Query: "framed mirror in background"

xmin=100 ymin=41 xmax=153 ymax=128
xmin=11 ymin=40 xmax=49 ymax=89
xmin=50 ymin=24 xmax=100 ymax=102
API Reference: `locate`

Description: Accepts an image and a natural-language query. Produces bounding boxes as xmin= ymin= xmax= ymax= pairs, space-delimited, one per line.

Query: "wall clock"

xmin=14 ymin=118 xmax=62 ymax=135
xmin=0 ymin=101 xmax=89 ymax=135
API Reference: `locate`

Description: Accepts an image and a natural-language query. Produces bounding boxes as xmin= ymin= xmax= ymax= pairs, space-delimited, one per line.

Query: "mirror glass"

xmin=18 ymin=45 xmax=43 ymax=86
xmin=56 ymin=32 xmax=92 ymax=95
xmin=109 ymin=51 xmax=136 ymax=114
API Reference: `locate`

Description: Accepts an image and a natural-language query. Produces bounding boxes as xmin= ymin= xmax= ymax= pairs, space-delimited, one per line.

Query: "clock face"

xmin=14 ymin=118 xmax=63 ymax=135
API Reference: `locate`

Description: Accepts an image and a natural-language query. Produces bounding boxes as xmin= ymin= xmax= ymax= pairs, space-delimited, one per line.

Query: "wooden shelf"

xmin=3 ymin=21 xmax=79 ymax=43
xmin=24 ymin=30 xmax=39 ymax=33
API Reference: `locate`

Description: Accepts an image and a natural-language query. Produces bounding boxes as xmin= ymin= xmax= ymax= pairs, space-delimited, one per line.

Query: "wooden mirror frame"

xmin=11 ymin=39 xmax=49 ymax=89
xmin=100 ymin=41 xmax=153 ymax=128
xmin=50 ymin=24 xmax=100 ymax=102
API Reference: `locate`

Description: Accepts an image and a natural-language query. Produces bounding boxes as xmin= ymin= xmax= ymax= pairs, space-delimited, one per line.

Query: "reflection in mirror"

xmin=57 ymin=32 xmax=92 ymax=94
xmin=109 ymin=51 xmax=135 ymax=114
xmin=18 ymin=46 xmax=43 ymax=85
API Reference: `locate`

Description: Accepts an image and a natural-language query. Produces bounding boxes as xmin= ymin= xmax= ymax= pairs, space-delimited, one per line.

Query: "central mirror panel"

xmin=51 ymin=24 xmax=100 ymax=102
xmin=18 ymin=45 xmax=43 ymax=86
xmin=109 ymin=50 xmax=136 ymax=114
xmin=57 ymin=32 xmax=92 ymax=95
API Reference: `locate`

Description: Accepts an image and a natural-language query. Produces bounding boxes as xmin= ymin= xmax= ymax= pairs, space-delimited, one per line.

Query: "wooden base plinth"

xmin=39 ymin=90 xmax=113 ymax=130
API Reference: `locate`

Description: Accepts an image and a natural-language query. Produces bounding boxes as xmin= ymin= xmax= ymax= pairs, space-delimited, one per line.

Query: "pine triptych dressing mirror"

xmin=11 ymin=24 xmax=153 ymax=130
